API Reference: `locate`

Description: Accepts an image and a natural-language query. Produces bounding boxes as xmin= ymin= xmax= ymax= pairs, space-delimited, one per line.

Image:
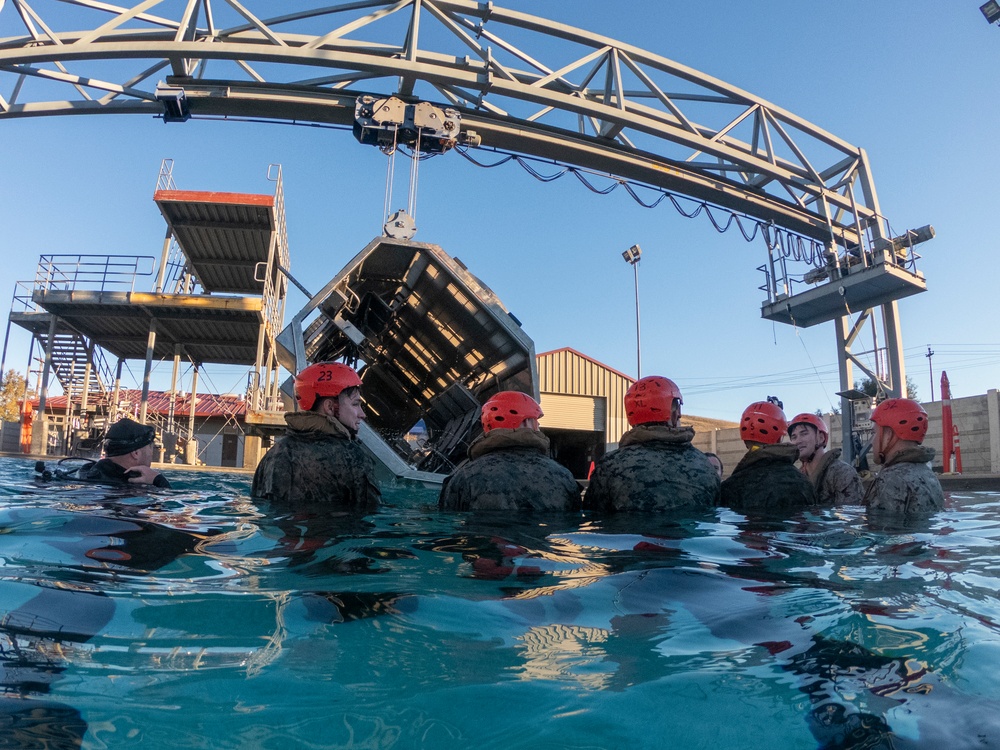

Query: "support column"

xmin=156 ymin=228 xmax=172 ymax=293
xmin=834 ymin=314 xmax=855 ymax=465
xmin=168 ymin=345 xmax=181 ymax=434
xmin=252 ymin=320 xmax=267 ymax=411
xmin=31 ymin=316 xmax=58 ymax=455
xmin=186 ymin=364 xmax=199 ymax=465
xmin=139 ymin=319 xmax=157 ymax=425
xmin=0 ymin=315 xmax=12 ymax=378
xmin=63 ymin=359 xmax=75 ymax=454
xmin=988 ymin=389 xmax=1000 ymax=475
xmin=111 ymin=358 xmax=124 ymax=422
xmin=80 ymin=339 xmax=94 ymax=414
xmin=881 ymin=300 xmax=906 ymax=399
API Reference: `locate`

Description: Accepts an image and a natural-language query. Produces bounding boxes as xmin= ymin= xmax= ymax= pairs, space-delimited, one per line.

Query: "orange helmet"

xmin=871 ymin=398 xmax=928 ymax=442
xmin=294 ymin=362 xmax=362 ymax=411
xmin=740 ymin=401 xmax=788 ymax=444
xmin=788 ymin=413 xmax=829 ymax=443
xmin=481 ymin=391 xmax=542 ymax=432
xmin=625 ymin=376 xmax=682 ymax=426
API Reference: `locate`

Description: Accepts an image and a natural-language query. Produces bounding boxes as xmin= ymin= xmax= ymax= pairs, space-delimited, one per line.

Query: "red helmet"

xmin=788 ymin=413 xmax=829 ymax=442
xmin=481 ymin=391 xmax=543 ymax=432
xmin=294 ymin=362 xmax=362 ymax=411
xmin=625 ymin=376 xmax=682 ymax=426
xmin=871 ymin=398 xmax=928 ymax=442
xmin=740 ymin=401 xmax=788 ymax=444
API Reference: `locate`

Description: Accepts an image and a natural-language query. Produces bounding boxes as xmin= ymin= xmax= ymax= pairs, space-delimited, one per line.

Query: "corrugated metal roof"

xmin=154 ymin=189 xmax=276 ymax=295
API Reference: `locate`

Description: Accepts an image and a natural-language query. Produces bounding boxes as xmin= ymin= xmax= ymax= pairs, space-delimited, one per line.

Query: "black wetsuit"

xmin=80 ymin=459 xmax=171 ymax=489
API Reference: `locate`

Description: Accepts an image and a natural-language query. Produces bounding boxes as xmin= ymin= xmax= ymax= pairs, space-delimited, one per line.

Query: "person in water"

xmin=704 ymin=452 xmax=724 ymax=479
xmin=251 ymin=362 xmax=380 ymax=509
xmin=439 ymin=391 xmax=580 ymax=511
xmin=864 ymin=398 xmax=944 ymax=514
xmin=721 ymin=401 xmax=815 ymax=511
xmin=585 ymin=375 xmax=720 ymax=511
xmin=80 ymin=417 xmax=171 ymax=488
xmin=787 ymin=413 xmax=863 ymax=504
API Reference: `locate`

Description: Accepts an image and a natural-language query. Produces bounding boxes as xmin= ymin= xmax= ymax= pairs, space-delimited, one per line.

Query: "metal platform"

xmin=23 ymin=290 xmax=263 ymax=365
xmin=761 ymin=261 xmax=927 ymax=328
xmin=153 ymin=190 xmax=276 ymax=295
xmin=276 ymin=235 xmax=537 ymax=482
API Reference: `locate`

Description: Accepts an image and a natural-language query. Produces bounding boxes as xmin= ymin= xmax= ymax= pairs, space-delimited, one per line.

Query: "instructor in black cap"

xmin=80 ymin=418 xmax=171 ymax=488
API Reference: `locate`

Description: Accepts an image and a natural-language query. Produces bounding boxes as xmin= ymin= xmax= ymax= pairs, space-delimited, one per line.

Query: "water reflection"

xmin=2 ymin=458 xmax=1000 ymax=748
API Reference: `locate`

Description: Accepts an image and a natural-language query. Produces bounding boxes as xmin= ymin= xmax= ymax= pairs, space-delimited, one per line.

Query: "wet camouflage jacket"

xmin=721 ymin=443 xmax=816 ymax=511
xmin=439 ymin=428 xmax=581 ymax=512
xmin=585 ymin=424 xmax=720 ymax=512
xmin=251 ymin=411 xmax=380 ymax=510
xmin=806 ymin=449 xmax=864 ymax=505
xmin=865 ymin=445 xmax=944 ymax=514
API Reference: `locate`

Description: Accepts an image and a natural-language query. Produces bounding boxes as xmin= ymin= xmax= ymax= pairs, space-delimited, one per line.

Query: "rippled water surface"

xmin=2 ymin=456 xmax=1000 ymax=749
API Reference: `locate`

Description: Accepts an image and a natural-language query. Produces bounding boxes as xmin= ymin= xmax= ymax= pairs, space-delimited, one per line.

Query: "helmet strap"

xmin=876 ymin=425 xmax=900 ymax=464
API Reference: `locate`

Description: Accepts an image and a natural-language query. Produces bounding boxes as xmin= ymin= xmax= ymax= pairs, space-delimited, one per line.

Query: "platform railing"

xmin=34 ymin=254 xmax=157 ymax=294
xmin=11 ymin=280 xmax=38 ymax=312
xmin=156 ymin=158 xmax=177 ymax=193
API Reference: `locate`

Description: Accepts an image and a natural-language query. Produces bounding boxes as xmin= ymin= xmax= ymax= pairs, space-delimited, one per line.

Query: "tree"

xmin=0 ymin=369 xmax=27 ymax=422
xmin=854 ymin=375 xmax=919 ymax=402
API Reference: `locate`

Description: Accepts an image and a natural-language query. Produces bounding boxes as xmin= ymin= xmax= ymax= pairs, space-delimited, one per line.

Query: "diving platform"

xmin=153 ymin=190 xmax=277 ymax=295
xmin=761 ymin=259 xmax=927 ymax=328
xmin=8 ymin=160 xmax=290 ymax=462
xmin=19 ymin=291 xmax=264 ymax=365
xmin=276 ymin=235 xmax=537 ymax=483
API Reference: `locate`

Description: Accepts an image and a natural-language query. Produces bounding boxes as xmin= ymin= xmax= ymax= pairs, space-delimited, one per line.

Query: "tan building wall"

xmin=691 ymin=390 xmax=1000 ymax=479
xmin=536 ymin=347 xmax=634 ymax=447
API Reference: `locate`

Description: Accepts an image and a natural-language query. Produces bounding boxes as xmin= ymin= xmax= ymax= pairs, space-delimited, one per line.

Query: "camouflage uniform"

xmin=251 ymin=411 xmax=380 ymax=509
xmin=585 ymin=424 xmax=720 ymax=512
xmin=439 ymin=428 xmax=580 ymax=511
xmin=721 ymin=443 xmax=816 ymax=511
xmin=807 ymin=449 xmax=863 ymax=505
xmin=865 ymin=445 xmax=944 ymax=514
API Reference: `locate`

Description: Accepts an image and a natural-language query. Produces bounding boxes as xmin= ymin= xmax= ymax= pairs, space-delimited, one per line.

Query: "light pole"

xmin=926 ymin=345 xmax=935 ymax=402
xmin=622 ymin=244 xmax=642 ymax=378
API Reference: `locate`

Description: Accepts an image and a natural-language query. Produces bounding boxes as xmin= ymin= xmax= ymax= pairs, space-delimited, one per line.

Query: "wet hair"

xmin=704 ymin=452 xmax=723 ymax=476
xmin=312 ymin=385 xmax=361 ymax=414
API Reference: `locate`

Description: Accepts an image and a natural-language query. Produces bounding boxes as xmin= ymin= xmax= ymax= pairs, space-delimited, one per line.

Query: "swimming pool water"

xmin=2 ymin=455 xmax=999 ymax=749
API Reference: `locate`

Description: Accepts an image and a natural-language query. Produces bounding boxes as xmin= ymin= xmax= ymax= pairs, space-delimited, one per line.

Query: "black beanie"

xmin=104 ymin=418 xmax=156 ymax=457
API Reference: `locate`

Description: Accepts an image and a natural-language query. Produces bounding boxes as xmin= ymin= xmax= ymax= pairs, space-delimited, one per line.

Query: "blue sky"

xmin=1 ymin=1 xmax=998 ymax=422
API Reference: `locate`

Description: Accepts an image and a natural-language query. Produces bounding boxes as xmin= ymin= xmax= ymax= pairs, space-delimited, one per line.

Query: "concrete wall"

xmin=0 ymin=421 xmax=20 ymax=453
xmin=922 ymin=391 xmax=998 ymax=474
xmin=691 ymin=391 xmax=1000 ymax=478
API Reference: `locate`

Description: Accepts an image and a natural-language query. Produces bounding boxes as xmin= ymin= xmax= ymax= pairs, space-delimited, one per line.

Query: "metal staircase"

xmin=46 ymin=330 xmax=113 ymax=411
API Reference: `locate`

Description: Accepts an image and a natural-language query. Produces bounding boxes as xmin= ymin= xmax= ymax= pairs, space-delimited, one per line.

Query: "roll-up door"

xmin=539 ymin=393 xmax=604 ymax=431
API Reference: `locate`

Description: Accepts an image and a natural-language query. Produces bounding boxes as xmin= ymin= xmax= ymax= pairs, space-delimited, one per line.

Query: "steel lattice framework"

xmin=1 ymin=0 xmax=891 ymax=251
xmin=2 ymin=0 xmax=926 ymax=456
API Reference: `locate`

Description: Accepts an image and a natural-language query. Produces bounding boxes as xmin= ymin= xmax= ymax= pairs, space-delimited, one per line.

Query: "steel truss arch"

xmin=1 ymin=0 xmax=891 ymax=249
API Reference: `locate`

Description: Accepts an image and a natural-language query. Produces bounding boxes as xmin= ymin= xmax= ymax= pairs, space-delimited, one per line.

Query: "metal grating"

xmin=31 ymin=290 xmax=264 ymax=365
xmin=761 ymin=263 xmax=927 ymax=328
xmin=154 ymin=190 xmax=275 ymax=295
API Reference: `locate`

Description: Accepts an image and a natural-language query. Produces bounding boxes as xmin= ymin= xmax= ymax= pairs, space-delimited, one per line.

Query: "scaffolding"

xmin=6 ymin=160 xmax=289 ymax=464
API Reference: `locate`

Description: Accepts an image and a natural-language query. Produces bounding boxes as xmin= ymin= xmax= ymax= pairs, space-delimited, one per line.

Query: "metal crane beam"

xmin=0 ymin=0 xmax=892 ymax=249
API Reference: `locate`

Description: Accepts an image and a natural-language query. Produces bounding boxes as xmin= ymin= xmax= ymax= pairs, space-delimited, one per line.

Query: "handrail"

xmin=33 ymin=254 xmax=156 ymax=293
